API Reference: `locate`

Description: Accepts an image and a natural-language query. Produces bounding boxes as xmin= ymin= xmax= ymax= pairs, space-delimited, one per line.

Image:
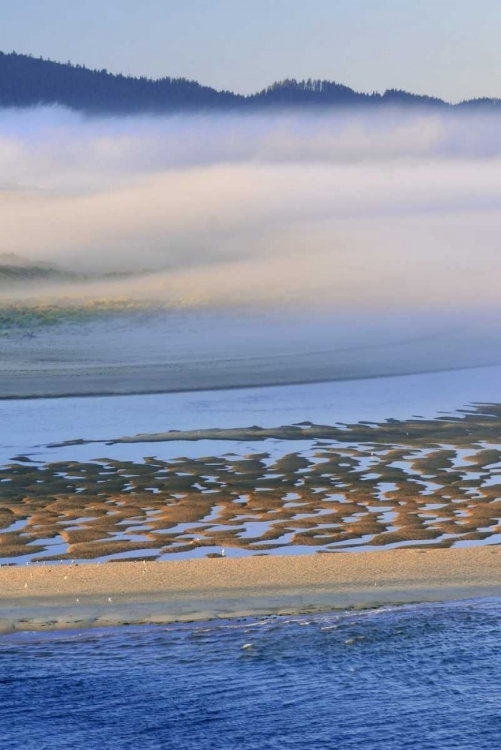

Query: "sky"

xmin=1 ymin=0 xmax=501 ymax=101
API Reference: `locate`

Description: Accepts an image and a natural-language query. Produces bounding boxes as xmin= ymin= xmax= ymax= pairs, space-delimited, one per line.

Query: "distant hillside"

xmin=0 ymin=51 xmax=240 ymax=112
xmin=0 ymin=253 xmax=167 ymax=286
xmin=250 ymin=79 xmax=446 ymax=108
xmin=0 ymin=253 xmax=73 ymax=284
xmin=1 ymin=51 xmax=501 ymax=113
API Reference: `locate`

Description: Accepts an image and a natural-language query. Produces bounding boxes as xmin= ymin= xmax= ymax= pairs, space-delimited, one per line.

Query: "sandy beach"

xmin=2 ymin=547 xmax=501 ymax=632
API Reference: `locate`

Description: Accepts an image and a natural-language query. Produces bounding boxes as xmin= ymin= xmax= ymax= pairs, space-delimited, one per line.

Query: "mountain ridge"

xmin=1 ymin=50 xmax=501 ymax=113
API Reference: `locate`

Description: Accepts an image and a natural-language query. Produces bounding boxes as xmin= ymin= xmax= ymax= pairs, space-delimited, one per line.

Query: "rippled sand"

xmin=2 ymin=403 xmax=501 ymax=563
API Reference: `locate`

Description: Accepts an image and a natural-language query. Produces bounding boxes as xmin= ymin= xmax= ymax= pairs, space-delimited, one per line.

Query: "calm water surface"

xmin=2 ymin=599 xmax=501 ymax=749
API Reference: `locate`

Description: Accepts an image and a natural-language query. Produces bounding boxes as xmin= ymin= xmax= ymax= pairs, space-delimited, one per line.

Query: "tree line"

xmin=0 ymin=51 xmax=499 ymax=113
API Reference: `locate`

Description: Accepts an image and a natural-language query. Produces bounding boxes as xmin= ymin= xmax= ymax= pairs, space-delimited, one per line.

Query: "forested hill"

xmin=0 ymin=51 xmax=240 ymax=112
xmin=1 ymin=51 xmax=500 ymax=113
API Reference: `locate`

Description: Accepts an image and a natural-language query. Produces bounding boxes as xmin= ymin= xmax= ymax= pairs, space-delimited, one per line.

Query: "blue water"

xmin=2 ymin=600 xmax=501 ymax=749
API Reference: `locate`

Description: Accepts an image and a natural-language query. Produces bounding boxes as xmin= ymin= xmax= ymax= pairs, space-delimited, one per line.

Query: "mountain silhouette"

xmin=1 ymin=51 xmax=500 ymax=114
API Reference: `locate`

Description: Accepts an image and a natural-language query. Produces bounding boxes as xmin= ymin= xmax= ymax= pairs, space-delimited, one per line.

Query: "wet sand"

xmin=1 ymin=360 xmax=489 ymax=400
xmin=2 ymin=547 xmax=501 ymax=632
xmin=2 ymin=306 xmax=501 ymax=400
xmin=4 ymin=402 xmax=501 ymax=562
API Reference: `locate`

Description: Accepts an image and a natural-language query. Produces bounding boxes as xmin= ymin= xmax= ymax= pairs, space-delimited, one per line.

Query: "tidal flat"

xmin=3 ymin=365 xmax=501 ymax=632
xmin=2 ymin=387 xmax=501 ymax=562
xmin=2 ymin=305 xmax=501 ymax=398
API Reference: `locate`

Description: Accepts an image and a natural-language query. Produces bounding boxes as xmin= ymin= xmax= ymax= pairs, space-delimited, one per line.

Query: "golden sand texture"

xmin=2 ymin=439 xmax=501 ymax=560
xmin=3 ymin=404 xmax=501 ymax=563
xmin=2 ymin=547 xmax=501 ymax=632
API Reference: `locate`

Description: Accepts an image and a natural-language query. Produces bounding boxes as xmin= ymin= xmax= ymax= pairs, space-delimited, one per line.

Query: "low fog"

xmin=1 ymin=106 xmax=501 ymax=312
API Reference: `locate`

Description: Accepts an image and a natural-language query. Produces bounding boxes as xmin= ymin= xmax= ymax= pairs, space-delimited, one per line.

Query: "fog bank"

xmin=1 ymin=107 xmax=501 ymax=313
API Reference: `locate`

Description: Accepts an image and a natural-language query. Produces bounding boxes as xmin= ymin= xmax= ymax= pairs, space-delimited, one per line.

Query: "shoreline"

xmin=2 ymin=547 xmax=501 ymax=633
xmin=1 ymin=360 xmax=499 ymax=401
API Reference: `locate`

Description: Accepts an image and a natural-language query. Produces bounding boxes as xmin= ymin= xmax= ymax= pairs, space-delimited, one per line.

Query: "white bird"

xmin=221 ymin=548 xmax=226 ymax=557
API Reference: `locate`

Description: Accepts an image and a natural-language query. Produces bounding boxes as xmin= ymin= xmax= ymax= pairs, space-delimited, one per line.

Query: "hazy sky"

xmin=1 ymin=0 xmax=501 ymax=101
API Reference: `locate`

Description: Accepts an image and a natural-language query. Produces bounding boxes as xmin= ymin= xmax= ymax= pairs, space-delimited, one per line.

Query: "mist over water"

xmin=2 ymin=106 xmax=501 ymax=387
xmin=2 ymin=105 xmax=501 ymax=307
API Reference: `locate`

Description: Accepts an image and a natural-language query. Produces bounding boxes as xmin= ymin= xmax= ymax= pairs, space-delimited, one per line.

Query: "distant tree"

xmin=381 ymin=89 xmax=445 ymax=107
xmin=0 ymin=51 xmax=243 ymax=113
xmin=0 ymin=50 xmax=498 ymax=114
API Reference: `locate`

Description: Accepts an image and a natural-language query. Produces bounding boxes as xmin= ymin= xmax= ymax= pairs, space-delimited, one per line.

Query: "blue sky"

xmin=1 ymin=0 xmax=500 ymax=100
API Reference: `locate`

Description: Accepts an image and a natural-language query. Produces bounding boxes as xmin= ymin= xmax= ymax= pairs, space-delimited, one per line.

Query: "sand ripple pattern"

xmin=2 ymin=404 xmax=501 ymax=562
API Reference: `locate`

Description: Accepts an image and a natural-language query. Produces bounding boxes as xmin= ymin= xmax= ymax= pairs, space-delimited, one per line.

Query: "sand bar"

xmin=2 ymin=328 xmax=500 ymax=400
xmin=0 ymin=362 xmax=480 ymax=400
xmin=2 ymin=547 xmax=501 ymax=632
